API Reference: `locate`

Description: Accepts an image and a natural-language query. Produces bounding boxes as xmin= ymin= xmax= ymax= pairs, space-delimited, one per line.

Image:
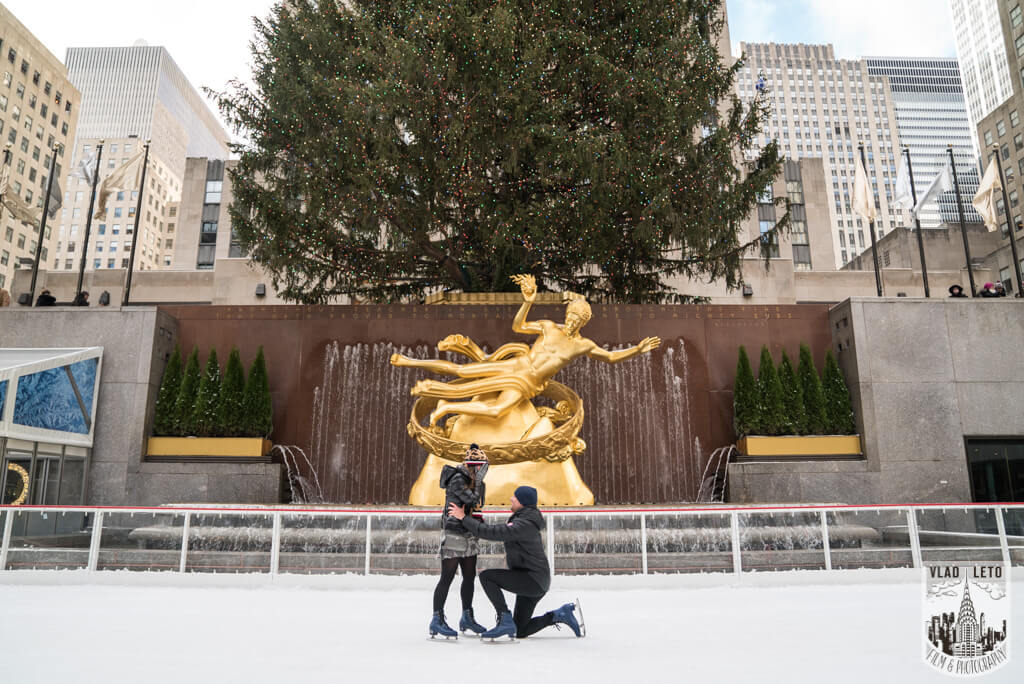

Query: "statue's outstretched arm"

xmin=587 ymin=337 xmax=662 ymax=364
xmin=511 ymin=274 xmax=541 ymax=334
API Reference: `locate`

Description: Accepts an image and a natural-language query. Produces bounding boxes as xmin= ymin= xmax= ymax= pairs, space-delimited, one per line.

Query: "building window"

xmin=1015 ymin=5 xmax=1024 ymax=28
xmin=997 ymin=120 xmax=1007 ymax=137
xmin=985 ymin=130 xmax=994 ymax=146
xmin=759 ymin=219 xmax=779 ymax=258
xmin=1013 ymin=110 xmax=1021 ymax=128
xmin=1003 ymin=144 xmax=1011 ymax=161
xmin=786 ymin=180 xmax=803 ymax=204
xmin=204 ymin=180 xmax=223 ymax=204
xmin=791 ymin=219 xmax=811 ymax=270
xmin=228 ymin=230 xmax=245 ymax=258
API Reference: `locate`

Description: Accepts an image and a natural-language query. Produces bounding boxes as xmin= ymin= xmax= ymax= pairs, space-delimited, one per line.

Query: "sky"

xmin=3 ymin=0 xmax=958 ymax=142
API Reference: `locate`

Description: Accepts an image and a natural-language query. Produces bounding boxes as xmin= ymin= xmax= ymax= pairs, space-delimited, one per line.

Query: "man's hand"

xmin=447 ymin=502 xmax=466 ymax=520
xmin=510 ymin=274 xmax=537 ymax=302
xmin=637 ymin=337 xmax=661 ymax=354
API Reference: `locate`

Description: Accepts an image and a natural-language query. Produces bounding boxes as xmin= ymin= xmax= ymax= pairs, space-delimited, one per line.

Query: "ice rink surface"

xmin=1 ymin=569 xmax=1021 ymax=683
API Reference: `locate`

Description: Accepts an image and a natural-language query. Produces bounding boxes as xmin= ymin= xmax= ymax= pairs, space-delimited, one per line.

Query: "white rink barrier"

xmin=0 ymin=503 xmax=1021 ymax=576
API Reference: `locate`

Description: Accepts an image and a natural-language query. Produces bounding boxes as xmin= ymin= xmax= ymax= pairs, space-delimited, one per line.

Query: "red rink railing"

xmin=0 ymin=503 xmax=1022 ymax=576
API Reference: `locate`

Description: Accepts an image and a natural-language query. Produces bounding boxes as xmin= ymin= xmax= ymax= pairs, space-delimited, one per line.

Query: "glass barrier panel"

xmin=554 ymin=513 xmax=641 ymax=575
xmin=825 ymin=508 xmax=914 ymax=569
xmin=739 ymin=511 xmax=826 ymax=572
xmin=57 ymin=450 xmax=88 ymax=505
xmin=915 ymin=508 xmax=1002 ymax=565
xmin=185 ymin=513 xmax=273 ymax=573
xmin=97 ymin=511 xmax=185 ymax=572
xmin=3 ymin=509 xmax=92 ymax=570
xmin=1001 ymin=507 xmax=1024 ymax=568
xmin=369 ymin=514 xmax=455 ymax=575
xmin=646 ymin=513 xmax=733 ymax=574
xmin=278 ymin=514 xmax=366 ymax=574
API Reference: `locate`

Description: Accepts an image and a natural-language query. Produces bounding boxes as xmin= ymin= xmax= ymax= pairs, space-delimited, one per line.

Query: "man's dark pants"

xmin=478 ymin=568 xmax=554 ymax=637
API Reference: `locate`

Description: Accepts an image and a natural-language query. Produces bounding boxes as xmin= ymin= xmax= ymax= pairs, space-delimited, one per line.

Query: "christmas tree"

xmin=242 ymin=347 xmax=273 ymax=438
xmin=823 ymin=350 xmax=856 ymax=435
xmin=798 ymin=344 xmax=827 ymax=435
xmin=217 ymin=347 xmax=247 ymax=437
xmin=778 ymin=349 xmax=806 ymax=435
xmin=733 ymin=345 xmax=759 ymax=437
xmin=212 ymin=0 xmax=785 ymax=303
xmin=191 ymin=349 xmax=221 ymax=438
xmin=757 ymin=346 xmax=786 ymax=436
xmin=174 ymin=347 xmax=202 ymax=437
xmin=153 ymin=346 xmax=182 ymax=436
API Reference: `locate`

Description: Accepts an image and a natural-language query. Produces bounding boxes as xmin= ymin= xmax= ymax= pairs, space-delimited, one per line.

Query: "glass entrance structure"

xmin=0 ymin=348 xmax=102 ymax=506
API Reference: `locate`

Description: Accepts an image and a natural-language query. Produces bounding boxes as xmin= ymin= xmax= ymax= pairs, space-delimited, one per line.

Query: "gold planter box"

xmin=736 ymin=435 xmax=862 ymax=460
xmin=147 ymin=437 xmax=273 ymax=460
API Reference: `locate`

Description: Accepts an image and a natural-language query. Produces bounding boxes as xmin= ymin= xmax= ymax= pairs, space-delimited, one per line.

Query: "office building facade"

xmin=0 ymin=5 xmax=80 ymax=294
xmin=736 ymin=42 xmax=903 ymax=268
xmin=51 ymin=45 xmax=228 ymax=275
xmin=864 ymin=57 xmax=982 ymax=229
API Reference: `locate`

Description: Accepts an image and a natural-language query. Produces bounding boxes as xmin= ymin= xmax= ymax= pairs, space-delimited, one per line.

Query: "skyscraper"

xmin=865 ymin=57 xmax=982 ymax=228
xmin=948 ymin=0 xmax=1014 ymax=126
xmin=736 ymin=43 xmax=903 ymax=268
xmin=52 ymin=44 xmax=228 ymax=274
xmin=0 ymin=5 xmax=80 ymax=295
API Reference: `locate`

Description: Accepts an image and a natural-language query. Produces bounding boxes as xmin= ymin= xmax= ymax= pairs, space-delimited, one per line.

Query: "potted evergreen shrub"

xmin=735 ymin=344 xmax=861 ymax=460
xmin=147 ymin=346 xmax=274 ymax=460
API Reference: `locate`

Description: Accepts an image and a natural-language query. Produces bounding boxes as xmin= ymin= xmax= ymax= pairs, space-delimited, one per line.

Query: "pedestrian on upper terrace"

xmin=993 ymin=283 xmax=1007 ymax=297
xmin=0 ymin=286 xmax=10 ymax=307
xmin=35 ymin=289 xmax=56 ymax=306
xmin=979 ymin=282 xmax=998 ymax=298
xmin=948 ymin=284 xmax=968 ymax=298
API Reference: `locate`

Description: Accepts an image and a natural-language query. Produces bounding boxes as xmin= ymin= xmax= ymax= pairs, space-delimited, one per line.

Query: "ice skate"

xmin=551 ymin=602 xmax=583 ymax=637
xmin=459 ymin=608 xmax=487 ymax=635
xmin=429 ymin=611 xmax=458 ymax=639
xmin=481 ymin=611 xmax=517 ymax=642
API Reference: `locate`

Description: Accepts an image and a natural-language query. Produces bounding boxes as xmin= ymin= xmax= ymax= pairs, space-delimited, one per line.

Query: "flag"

xmin=44 ymin=175 xmax=62 ymax=219
xmin=972 ymin=158 xmax=1002 ymax=232
xmin=892 ymin=155 xmax=913 ymax=210
xmin=0 ymin=165 xmax=40 ymax=225
xmin=94 ymin=148 xmax=146 ymax=217
xmin=853 ymin=157 xmax=876 ymax=221
xmin=74 ymin=149 xmax=98 ymax=187
xmin=912 ymin=157 xmax=953 ymax=219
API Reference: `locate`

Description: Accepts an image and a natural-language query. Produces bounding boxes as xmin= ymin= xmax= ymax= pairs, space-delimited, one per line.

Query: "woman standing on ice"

xmin=429 ymin=444 xmax=490 ymax=638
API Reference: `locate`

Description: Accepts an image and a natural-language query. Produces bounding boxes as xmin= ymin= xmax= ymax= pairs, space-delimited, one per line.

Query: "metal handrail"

xmin=0 ymin=503 xmax=1020 ymax=577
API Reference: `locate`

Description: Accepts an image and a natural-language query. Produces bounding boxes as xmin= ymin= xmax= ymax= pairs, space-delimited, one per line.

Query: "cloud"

xmin=730 ymin=0 xmax=956 ymax=59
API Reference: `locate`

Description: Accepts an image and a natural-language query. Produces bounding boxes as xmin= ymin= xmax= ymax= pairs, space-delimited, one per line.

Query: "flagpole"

xmin=122 ymin=140 xmax=150 ymax=306
xmin=903 ymin=148 xmax=930 ymax=297
xmin=858 ymin=143 xmax=883 ymax=297
xmin=990 ymin=145 xmax=1024 ymax=297
xmin=76 ymin=140 xmax=104 ymax=301
xmin=947 ymin=145 xmax=977 ymax=297
xmin=27 ymin=141 xmax=62 ymax=306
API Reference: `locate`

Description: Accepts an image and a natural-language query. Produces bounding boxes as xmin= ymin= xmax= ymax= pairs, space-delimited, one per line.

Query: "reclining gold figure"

xmin=391 ymin=274 xmax=661 ymax=505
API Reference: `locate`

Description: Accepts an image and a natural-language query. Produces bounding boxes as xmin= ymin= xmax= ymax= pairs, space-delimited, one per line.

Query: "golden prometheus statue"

xmin=391 ymin=274 xmax=661 ymax=506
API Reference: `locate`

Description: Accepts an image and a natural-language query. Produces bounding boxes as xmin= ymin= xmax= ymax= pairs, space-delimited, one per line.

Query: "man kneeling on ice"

xmin=447 ymin=485 xmax=582 ymax=640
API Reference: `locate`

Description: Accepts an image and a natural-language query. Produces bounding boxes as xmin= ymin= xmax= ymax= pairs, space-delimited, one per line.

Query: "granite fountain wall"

xmin=162 ymin=303 xmax=832 ymax=504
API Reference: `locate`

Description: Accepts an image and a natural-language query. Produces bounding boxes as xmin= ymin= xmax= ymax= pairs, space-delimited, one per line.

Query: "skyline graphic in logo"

xmin=924 ymin=563 xmax=1010 ymax=677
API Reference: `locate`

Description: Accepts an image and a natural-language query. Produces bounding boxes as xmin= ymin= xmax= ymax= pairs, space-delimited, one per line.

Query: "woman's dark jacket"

xmin=461 ymin=507 xmax=550 ymax=592
xmin=440 ymin=464 xmax=485 ymax=534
